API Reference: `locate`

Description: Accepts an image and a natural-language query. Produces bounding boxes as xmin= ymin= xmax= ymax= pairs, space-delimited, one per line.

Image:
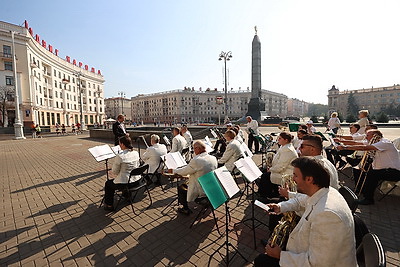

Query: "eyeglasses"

xmin=300 ymin=144 xmax=314 ymax=148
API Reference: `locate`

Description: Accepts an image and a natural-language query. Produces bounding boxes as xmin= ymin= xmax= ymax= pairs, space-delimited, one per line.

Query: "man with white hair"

xmin=142 ymin=134 xmax=168 ymax=174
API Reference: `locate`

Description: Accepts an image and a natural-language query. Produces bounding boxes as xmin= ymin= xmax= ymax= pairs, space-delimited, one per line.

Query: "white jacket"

xmin=171 ymin=135 xmax=187 ymax=154
xmin=246 ymin=120 xmax=259 ymax=135
xmin=218 ymin=139 xmax=245 ymax=172
xmin=112 ymin=150 xmax=140 ymax=184
xmin=174 ymin=152 xmax=217 ymax=202
xmin=142 ymin=143 xmax=167 ymax=173
xmin=279 ymin=187 xmax=357 ymax=267
xmin=269 ymin=143 xmax=298 ymax=185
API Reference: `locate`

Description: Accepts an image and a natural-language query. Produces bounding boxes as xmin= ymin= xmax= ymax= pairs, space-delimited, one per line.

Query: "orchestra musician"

xmin=218 ymin=130 xmax=245 ymax=172
xmin=254 ymin=157 xmax=357 ymax=267
xmin=245 ymin=116 xmax=260 ymax=153
xmin=292 ymin=129 xmax=308 ymax=156
xmin=257 ymin=132 xmax=298 ymax=199
xmin=305 ymin=120 xmax=316 ymax=135
xmin=337 ymin=129 xmax=400 ymax=205
xmin=165 ymin=140 xmax=217 ymax=215
xmin=234 ymin=124 xmax=245 ymax=142
xmin=141 ymin=134 xmax=167 ymax=174
xmin=181 ymin=124 xmax=193 ymax=149
xmin=103 ymin=136 xmax=140 ymax=211
xmin=171 ymin=127 xmax=187 ymax=154
xmin=211 ymin=124 xmax=231 ymax=156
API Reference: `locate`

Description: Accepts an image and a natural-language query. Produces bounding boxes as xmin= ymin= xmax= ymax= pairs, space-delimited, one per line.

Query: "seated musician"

xmin=254 ymin=157 xmax=357 ymax=267
xmin=141 ymin=134 xmax=167 ymax=174
xmin=257 ymin=132 xmax=298 ymax=199
xmin=234 ymin=125 xmax=245 ymax=142
xmin=181 ymin=124 xmax=193 ymax=149
xmin=171 ymin=127 xmax=187 ymax=154
xmin=211 ymin=123 xmax=231 ymax=156
xmin=218 ymin=130 xmax=245 ymax=172
xmin=166 ymin=140 xmax=218 ymax=215
xmin=337 ymin=129 xmax=400 ymax=205
xmin=104 ymin=136 xmax=140 ymax=211
xmin=306 ymin=120 xmax=316 ymax=134
xmin=231 ymin=127 xmax=243 ymax=143
xmin=292 ymin=129 xmax=308 ymax=156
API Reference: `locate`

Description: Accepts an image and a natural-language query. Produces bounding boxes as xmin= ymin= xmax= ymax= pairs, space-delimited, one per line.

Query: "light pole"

xmin=11 ymin=31 xmax=25 ymax=139
xmin=73 ymin=71 xmax=85 ymax=130
xmin=218 ymin=51 xmax=232 ymax=123
xmin=118 ymin=91 xmax=126 ymax=115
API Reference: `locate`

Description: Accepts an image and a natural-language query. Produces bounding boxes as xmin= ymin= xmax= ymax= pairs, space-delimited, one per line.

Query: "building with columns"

xmin=130 ymin=87 xmax=287 ymax=124
xmin=328 ymin=84 xmax=400 ymax=116
xmin=0 ymin=20 xmax=105 ymax=128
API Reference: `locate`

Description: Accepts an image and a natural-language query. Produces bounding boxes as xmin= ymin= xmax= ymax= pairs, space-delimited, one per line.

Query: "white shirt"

xmin=328 ymin=117 xmax=340 ymax=129
xmin=246 ymin=120 xmax=259 ymax=135
xmin=270 ymin=143 xmax=298 ymax=185
xmin=372 ymin=138 xmax=400 ymax=170
xmin=279 ymin=188 xmax=357 ymax=267
xmin=357 ymin=117 xmax=369 ymax=134
xmin=142 ymin=143 xmax=168 ymax=173
xmin=218 ymin=139 xmax=245 ymax=172
xmin=183 ymin=131 xmax=193 ymax=148
xmin=171 ymin=134 xmax=187 ymax=154
xmin=351 ymin=132 xmax=366 ymax=141
xmin=112 ymin=150 xmax=140 ymax=184
xmin=174 ymin=152 xmax=218 ymax=202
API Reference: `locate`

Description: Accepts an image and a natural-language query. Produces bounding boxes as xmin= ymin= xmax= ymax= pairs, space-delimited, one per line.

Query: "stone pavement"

xmin=0 ymin=131 xmax=399 ymax=266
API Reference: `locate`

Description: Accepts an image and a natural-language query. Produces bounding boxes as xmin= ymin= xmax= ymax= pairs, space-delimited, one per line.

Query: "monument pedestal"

xmin=247 ymin=98 xmax=265 ymax=121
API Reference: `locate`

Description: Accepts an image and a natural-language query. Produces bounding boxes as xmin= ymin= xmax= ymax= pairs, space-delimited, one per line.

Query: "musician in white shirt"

xmin=245 ymin=116 xmax=260 ymax=153
xmin=171 ymin=127 xmax=187 ymax=154
xmin=141 ymin=134 xmax=167 ymax=174
xmin=218 ymin=130 xmax=245 ymax=172
xmin=181 ymin=125 xmax=193 ymax=149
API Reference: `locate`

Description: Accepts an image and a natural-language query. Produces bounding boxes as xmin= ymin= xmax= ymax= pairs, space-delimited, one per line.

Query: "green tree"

xmin=347 ymin=93 xmax=359 ymax=116
xmin=337 ymin=113 xmax=344 ymax=122
xmin=345 ymin=114 xmax=357 ymax=123
xmin=307 ymin=104 xmax=328 ymax=117
xmin=376 ymin=112 xmax=389 ymax=123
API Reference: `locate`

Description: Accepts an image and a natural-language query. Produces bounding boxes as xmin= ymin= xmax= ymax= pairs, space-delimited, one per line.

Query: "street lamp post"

xmin=118 ymin=91 xmax=126 ymax=115
xmin=11 ymin=31 xmax=25 ymax=139
xmin=73 ymin=71 xmax=85 ymax=130
xmin=218 ymin=51 xmax=232 ymax=123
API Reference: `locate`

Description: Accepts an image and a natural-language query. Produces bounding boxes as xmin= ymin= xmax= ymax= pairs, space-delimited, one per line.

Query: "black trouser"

xmin=178 ymin=183 xmax=189 ymax=209
xmin=248 ymin=133 xmax=259 ymax=153
xmin=257 ymin=172 xmax=280 ymax=199
xmin=254 ymin=254 xmax=280 ymax=267
xmin=353 ymin=168 xmax=400 ymax=201
xmin=104 ymin=179 xmax=140 ymax=206
xmin=213 ymin=139 xmax=226 ymax=154
xmin=325 ymin=148 xmax=353 ymax=165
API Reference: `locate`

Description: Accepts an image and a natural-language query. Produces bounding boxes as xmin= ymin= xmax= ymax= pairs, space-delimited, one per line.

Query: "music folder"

xmin=111 ymin=145 xmax=121 ymax=154
xmin=234 ymin=157 xmax=262 ymax=183
xmin=210 ymin=129 xmax=218 ymax=139
xmin=164 ymin=152 xmax=187 ymax=169
xmin=163 ymin=136 xmax=171 ymax=146
xmin=88 ymin=144 xmax=116 ymax=162
xmin=204 ymin=136 xmax=214 ymax=153
xmin=198 ymin=166 xmax=240 ymax=209
xmin=239 ymin=142 xmax=253 ymax=158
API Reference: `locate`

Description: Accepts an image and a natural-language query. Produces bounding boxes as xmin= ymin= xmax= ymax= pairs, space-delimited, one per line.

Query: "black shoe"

xmin=177 ymin=207 xmax=192 ymax=215
xmin=260 ymin=239 xmax=269 ymax=247
xmin=104 ymin=205 xmax=114 ymax=211
xmin=357 ymin=198 xmax=375 ymax=205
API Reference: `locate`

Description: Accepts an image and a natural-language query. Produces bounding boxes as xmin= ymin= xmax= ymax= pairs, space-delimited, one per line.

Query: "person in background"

xmin=113 ymin=114 xmax=129 ymax=146
xmin=246 ymin=116 xmax=260 ymax=153
xmin=327 ymin=112 xmax=341 ymax=134
xmin=35 ymin=124 xmax=42 ymax=138
xmin=357 ymin=110 xmax=370 ymax=134
xmin=31 ymin=122 xmax=37 ymax=138
xmin=71 ymin=124 xmax=76 ymax=135
xmin=171 ymin=127 xmax=187 ymax=154
xmin=306 ymin=120 xmax=316 ymax=135
xmin=292 ymin=129 xmax=308 ymax=156
xmin=61 ymin=124 xmax=67 ymax=135
xmin=103 ymin=136 xmax=140 ymax=211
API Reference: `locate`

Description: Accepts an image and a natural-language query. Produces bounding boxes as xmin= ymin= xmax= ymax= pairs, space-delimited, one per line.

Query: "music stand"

xmin=233 ymin=157 xmax=268 ymax=249
xmin=198 ymin=167 xmax=249 ymax=266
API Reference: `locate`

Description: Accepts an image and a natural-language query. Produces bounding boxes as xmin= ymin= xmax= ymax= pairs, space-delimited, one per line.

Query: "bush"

xmin=310 ymin=115 xmax=319 ymax=123
xmin=346 ymin=114 xmax=357 ymax=123
xmin=376 ymin=112 xmax=389 ymax=123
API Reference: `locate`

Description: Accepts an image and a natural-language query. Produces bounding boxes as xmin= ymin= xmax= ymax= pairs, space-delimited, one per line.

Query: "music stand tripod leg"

xmin=99 ymin=158 xmax=110 ymax=208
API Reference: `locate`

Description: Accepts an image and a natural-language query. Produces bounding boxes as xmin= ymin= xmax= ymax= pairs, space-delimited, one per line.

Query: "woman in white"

xmin=357 ymin=110 xmax=369 ymax=134
xmin=328 ymin=112 xmax=341 ymax=134
xmin=257 ymin=132 xmax=298 ymax=198
xmin=104 ymin=136 xmax=141 ymax=211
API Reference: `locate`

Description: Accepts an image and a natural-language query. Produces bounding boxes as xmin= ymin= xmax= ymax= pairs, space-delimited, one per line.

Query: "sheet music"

xmin=240 ymin=142 xmax=253 ymax=158
xmin=328 ymin=135 xmax=338 ymax=148
xmin=254 ymin=200 xmax=270 ymax=211
xmin=210 ymin=129 xmax=218 ymax=139
xmin=163 ymin=136 xmax=171 ymax=146
xmin=111 ymin=145 xmax=121 ymax=154
xmin=214 ymin=166 xmax=240 ymax=198
xmin=164 ymin=152 xmax=187 ymax=169
xmin=204 ymin=136 xmax=214 ymax=153
xmin=234 ymin=157 xmax=262 ymax=182
xmin=141 ymin=136 xmax=149 ymax=148
xmin=88 ymin=144 xmax=116 ymax=162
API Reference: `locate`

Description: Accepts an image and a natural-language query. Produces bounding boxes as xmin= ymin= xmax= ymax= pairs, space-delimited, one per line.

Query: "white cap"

xmin=307 ymin=120 xmax=313 ymax=124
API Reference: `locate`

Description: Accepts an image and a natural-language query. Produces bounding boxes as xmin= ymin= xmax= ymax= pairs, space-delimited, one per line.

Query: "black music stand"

xmin=160 ymin=173 xmax=183 ymax=215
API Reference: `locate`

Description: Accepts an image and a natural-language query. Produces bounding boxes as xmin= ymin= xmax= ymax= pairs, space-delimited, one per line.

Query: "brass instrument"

xmin=354 ymin=134 xmax=381 ymax=196
xmin=269 ymin=174 xmax=300 ymax=250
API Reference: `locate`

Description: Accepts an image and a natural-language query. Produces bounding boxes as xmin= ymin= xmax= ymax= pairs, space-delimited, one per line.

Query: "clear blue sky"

xmin=3 ymin=0 xmax=400 ymax=104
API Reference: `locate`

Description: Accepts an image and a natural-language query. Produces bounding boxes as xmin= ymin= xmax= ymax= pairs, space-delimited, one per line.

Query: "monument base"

xmin=246 ymin=98 xmax=265 ymax=122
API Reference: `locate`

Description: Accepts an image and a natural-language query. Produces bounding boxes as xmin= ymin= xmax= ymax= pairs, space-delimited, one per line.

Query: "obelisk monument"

xmin=247 ymin=26 xmax=265 ymax=121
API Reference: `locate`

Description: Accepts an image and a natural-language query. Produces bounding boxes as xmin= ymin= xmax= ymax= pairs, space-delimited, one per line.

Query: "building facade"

xmin=130 ymin=87 xmax=287 ymax=124
xmin=287 ymin=98 xmax=309 ymax=117
xmin=328 ymin=84 xmax=400 ymax=116
xmin=105 ymin=97 xmax=132 ymax=121
xmin=0 ymin=20 xmax=105 ymax=128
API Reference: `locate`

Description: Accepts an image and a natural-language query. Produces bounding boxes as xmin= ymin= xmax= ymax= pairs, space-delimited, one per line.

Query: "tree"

xmin=347 ymin=93 xmax=359 ymax=117
xmin=307 ymin=103 xmax=328 ymax=117
xmin=345 ymin=114 xmax=357 ymax=123
xmin=0 ymin=86 xmax=14 ymax=127
xmin=376 ymin=112 xmax=389 ymax=123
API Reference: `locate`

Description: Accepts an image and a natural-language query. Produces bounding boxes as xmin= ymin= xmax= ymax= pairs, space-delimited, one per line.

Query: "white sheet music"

xmin=210 ymin=129 xmax=218 ymax=139
xmin=163 ymin=136 xmax=171 ymax=146
xmin=254 ymin=200 xmax=270 ymax=211
xmin=164 ymin=152 xmax=187 ymax=169
xmin=204 ymin=136 xmax=214 ymax=153
xmin=234 ymin=157 xmax=262 ymax=182
xmin=328 ymin=135 xmax=338 ymax=148
xmin=240 ymin=142 xmax=253 ymax=158
xmin=111 ymin=145 xmax=121 ymax=154
xmin=214 ymin=166 xmax=240 ymax=198
xmin=88 ymin=144 xmax=116 ymax=162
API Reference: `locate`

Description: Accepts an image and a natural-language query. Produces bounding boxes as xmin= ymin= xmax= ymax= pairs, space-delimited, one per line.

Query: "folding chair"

xmin=353 ymin=213 xmax=370 ymax=248
xmin=339 ymin=185 xmax=358 ymax=213
xmin=115 ymin=164 xmax=152 ymax=214
xmin=356 ymin=233 xmax=386 ymax=267
xmin=378 ymin=180 xmax=400 ymax=201
xmin=190 ymin=197 xmax=221 ymax=235
xmin=145 ymin=160 xmax=165 ymax=189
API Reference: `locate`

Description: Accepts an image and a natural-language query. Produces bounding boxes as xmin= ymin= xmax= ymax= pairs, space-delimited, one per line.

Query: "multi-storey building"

xmin=131 ymin=87 xmax=287 ymax=124
xmin=0 ymin=20 xmax=105 ymax=128
xmin=328 ymin=84 xmax=400 ymax=116
xmin=287 ymin=98 xmax=309 ymax=117
xmin=105 ymin=97 xmax=132 ymax=121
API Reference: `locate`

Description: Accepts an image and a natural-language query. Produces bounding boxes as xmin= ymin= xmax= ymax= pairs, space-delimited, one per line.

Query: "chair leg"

xmin=378 ymin=185 xmax=398 ymax=201
xmin=190 ymin=206 xmax=208 ymax=228
xmin=145 ymin=185 xmax=153 ymax=209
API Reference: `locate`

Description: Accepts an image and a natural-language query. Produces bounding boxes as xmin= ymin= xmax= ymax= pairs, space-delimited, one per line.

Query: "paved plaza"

xmin=0 ymin=128 xmax=399 ymax=266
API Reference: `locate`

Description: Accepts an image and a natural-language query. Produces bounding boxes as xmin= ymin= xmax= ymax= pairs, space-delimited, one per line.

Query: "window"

xmin=4 ymin=62 xmax=12 ymax=70
xmin=58 ymin=71 xmax=61 ymax=79
xmin=54 ymin=81 xmax=57 ymax=88
xmin=54 ymin=69 xmax=57 ymax=76
xmin=5 ymin=76 xmax=13 ymax=85
xmin=3 ymin=45 xmax=11 ymax=55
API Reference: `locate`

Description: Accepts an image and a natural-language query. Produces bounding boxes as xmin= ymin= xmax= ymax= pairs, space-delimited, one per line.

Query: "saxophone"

xmin=354 ymin=134 xmax=382 ymax=196
xmin=268 ymin=174 xmax=300 ymax=250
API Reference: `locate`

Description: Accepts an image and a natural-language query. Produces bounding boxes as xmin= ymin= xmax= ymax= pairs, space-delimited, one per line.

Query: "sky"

xmin=3 ymin=0 xmax=400 ymax=104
